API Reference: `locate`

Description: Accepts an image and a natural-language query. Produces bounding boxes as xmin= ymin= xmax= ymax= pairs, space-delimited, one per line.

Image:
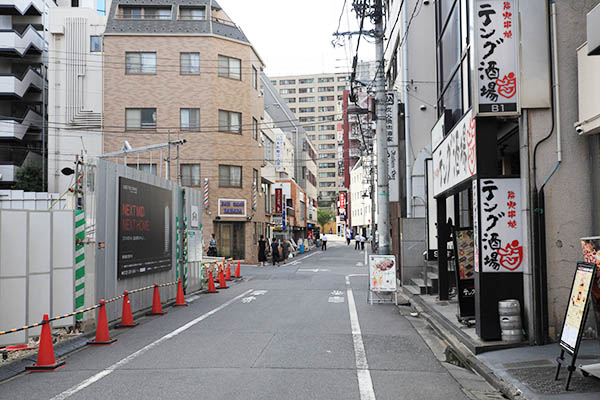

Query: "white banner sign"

xmin=474 ymin=0 xmax=520 ymax=116
xmin=190 ymin=205 xmax=200 ymax=228
xmin=386 ymin=91 xmax=399 ymax=146
xmin=478 ymin=178 xmax=524 ymax=273
xmin=275 ymin=135 xmax=284 ymax=172
xmin=388 ymin=146 xmax=399 ymax=202
xmin=432 ymin=109 xmax=476 ymax=196
xmin=369 ymin=255 xmax=397 ymax=292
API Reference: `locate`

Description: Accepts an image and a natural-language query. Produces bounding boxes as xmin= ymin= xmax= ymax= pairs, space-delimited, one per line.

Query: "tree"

xmin=12 ymin=162 xmax=43 ymax=192
xmin=317 ymin=209 xmax=335 ymax=230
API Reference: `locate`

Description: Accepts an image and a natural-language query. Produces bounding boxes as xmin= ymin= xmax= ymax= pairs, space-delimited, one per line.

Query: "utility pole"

xmin=374 ymin=0 xmax=390 ymax=254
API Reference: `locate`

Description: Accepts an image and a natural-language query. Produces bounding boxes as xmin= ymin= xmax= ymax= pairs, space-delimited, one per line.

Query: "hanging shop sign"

xmin=473 ymin=179 xmax=480 ymax=272
xmin=190 ymin=205 xmax=200 ymax=229
xmin=274 ymin=188 xmax=283 ymax=214
xmin=369 ymin=255 xmax=397 ymax=292
xmin=218 ymin=199 xmax=246 ymax=218
xmin=475 ymin=178 xmax=525 ymax=273
xmin=579 ymin=237 xmax=600 ymax=343
xmin=386 ymin=91 xmax=400 ymax=202
xmin=432 ymin=109 xmax=476 ymax=196
xmin=453 ymin=229 xmax=476 ymax=319
xmin=473 ymin=0 xmax=521 ymax=116
xmin=340 ymin=192 xmax=346 ymax=210
xmin=275 ymin=134 xmax=284 ymax=172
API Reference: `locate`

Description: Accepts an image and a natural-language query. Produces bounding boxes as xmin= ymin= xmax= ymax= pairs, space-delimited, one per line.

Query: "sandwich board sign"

xmin=368 ymin=255 xmax=398 ymax=305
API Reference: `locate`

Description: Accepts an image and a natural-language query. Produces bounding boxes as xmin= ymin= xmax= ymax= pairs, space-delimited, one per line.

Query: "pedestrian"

xmin=207 ymin=233 xmax=218 ymax=257
xmin=321 ymin=234 xmax=328 ymax=251
xmin=271 ymin=239 xmax=281 ymax=266
xmin=346 ymin=230 xmax=351 ymax=245
xmin=258 ymin=235 xmax=267 ymax=266
xmin=355 ymin=234 xmax=361 ymax=250
xmin=282 ymin=239 xmax=289 ymax=263
xmin=360 ymin=234 xmax=366 ymax=250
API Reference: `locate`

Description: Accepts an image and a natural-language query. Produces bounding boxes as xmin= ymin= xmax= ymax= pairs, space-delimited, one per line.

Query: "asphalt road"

xmin=0 ymin=235 xmax=476 ymax=400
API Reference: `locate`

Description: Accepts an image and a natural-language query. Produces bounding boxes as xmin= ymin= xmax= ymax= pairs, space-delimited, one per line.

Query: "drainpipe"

xmin=403 ymin=2 xmax=412 ymax=218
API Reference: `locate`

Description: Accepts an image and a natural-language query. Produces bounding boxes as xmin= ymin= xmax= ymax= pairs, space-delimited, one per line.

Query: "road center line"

xmin=346 ymin=279 xmax=376 ymax=400
xmin=50 ymin=289 xmax=254 ymax=400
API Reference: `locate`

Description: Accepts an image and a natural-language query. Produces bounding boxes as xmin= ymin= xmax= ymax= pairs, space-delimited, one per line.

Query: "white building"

xmin=47 ymin=0 xmax=109 ymax=193
xmin=349 ymin=157 xmax=375 ymax=236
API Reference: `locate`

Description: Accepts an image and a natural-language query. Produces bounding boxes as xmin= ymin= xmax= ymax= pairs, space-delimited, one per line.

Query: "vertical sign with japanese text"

xmin=275 ymin=135 xmax=284 ymax=172
xmin=473 ymin=179 xmax=480 ymax=272
xmin=479 ymin=178 xmax=524 ymax=273
xmin=474 ymin=0 xmax=520 ymax=116
xmin=386 ymin=91 xmax=400 ymax=202
xmin=274 ymin=188 xmax=283 ymax=214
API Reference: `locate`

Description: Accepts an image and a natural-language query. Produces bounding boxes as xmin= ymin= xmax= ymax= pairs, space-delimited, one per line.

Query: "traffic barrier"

xmin=207 ymin=270 xmax=218 ymax=293
xmin=225 ymin=263 xmax=232 ymax=281
xmin=234 ymin=261 xmax=242 ymax=279
xmin=146 ymin=284 xmax=167 ymax=316
xmin=218 ymin=269 xmax=228 ymax=289
xmin=88 ymin=300 xmax=116 ymax=345
xmin=174 ymin=278 xmax=188 ymax=307
xmin=115 ymin=291 xmax=138 ymax=328
xmin=25 ymin=314 xmax=65 ymax=371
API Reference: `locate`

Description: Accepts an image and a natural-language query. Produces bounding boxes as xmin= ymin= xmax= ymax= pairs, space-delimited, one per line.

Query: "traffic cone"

xmin=146 ymin=284 xmax=167 ymax=316
xmin=218 ymin=269 xmax=228 ymax=289
xmin=174 ymin=278 xmax=188 ymax=307
xmin=207 ymin=270 xmax=218 ymax=293
xmin=88 ymin=300 xmax=117 ymax=345
xmin=225 ymin=263 xmax=232 ymax=281
xmin=26 ymin=314 xmax=65 ymax=371
xmin=116 ymin=291 xmax=138 ymax=328
xmin=234 ymin=261 xmax=242 ymax=279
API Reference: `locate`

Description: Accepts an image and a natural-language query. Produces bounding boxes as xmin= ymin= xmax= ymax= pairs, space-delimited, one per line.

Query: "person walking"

xmin=346 ymin=230 xmax=351 ymax=245
xmin=258 ymin=235 xmax=267 ymax=266
xmin=207 ymin=233 xmax=218 ymax=257
xmin=321 ymin=234 xmax=328 ymax=251
xmin=360 ymin=234 xmax=366 ymax=250
xmin=355 ymin=233 xmax=361 ymax=250
xmin=271 ymin=239 xmax=281 ymax=266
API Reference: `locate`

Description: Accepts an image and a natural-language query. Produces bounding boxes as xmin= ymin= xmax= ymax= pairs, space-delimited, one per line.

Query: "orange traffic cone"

xmin=218 ymin=269 xmax=228 ymax=289
xmin=88 ymin=300 xmax=117 ymax=345
xmin=225 ymin=264 xmax=232 ymax=281
xmin=116 ymin=291 xmax=138 ymax=328
xmin=174 ymin=278 xmax=188 ymax=307
xmin=234 ymin=261 xmax=242 ymax=278
xmin=146 ymin=284 xmax=167 ymax=316
xmin=207 ymin=270 xmax=218 ymax=293
xmin=26 ymin=314 xmax=65 ymax=371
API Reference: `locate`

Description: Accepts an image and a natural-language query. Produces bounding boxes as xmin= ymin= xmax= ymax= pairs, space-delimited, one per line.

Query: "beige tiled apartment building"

xmin=269 ymin=73 xmax=350 ymax=207
xmin=103 ymin=0 xmax=266 ymax=262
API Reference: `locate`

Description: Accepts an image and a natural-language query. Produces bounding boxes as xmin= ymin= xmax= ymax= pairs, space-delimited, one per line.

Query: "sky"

xmin=216 ymin=0 xmax=374 ymax=77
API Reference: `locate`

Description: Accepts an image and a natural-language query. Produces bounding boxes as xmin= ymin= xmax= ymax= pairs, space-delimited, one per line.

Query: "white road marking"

xmin=289 ymin=261 xmax=301 ymax=266
xmin=50 ymin=289 xmax=254 ymax=400
xmin=346 ymin=274 xmax=368 ymax=285
xmin=251 ymin=290 xmax=268 ymax=296
xmin=297 ymin=268 xmax=330 ymax=272
xmin=356 ymin=262 xmax=363 ymax=267
xmin=364 ymin=248 xmax=368 ymax=265
xmin=298 ymin=252 xmax=316 ymax=261
xmin=328 ymin=296 xmax=345 ymax=303
xmin=331 ymin=290 xmax=344 ymax=296
xmin=241 ymin=296 xmax=256 ymax=303
xmin=346 ymin=274 xmax=376 ymax=400
xmin=186 ymin=295 xmax=200 ymax=303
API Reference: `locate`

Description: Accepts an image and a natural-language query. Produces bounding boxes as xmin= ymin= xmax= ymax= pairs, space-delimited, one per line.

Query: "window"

xmin=299 ymin=87 xmax=314 ymax=93
xmin=318 ymin=86 xmax=334 ymax=92
xmin=318 ymin=96 xmax=335 ymax=102
xmin=252 ymin=66 xmax=258 ymax=89
xmin=299 ymin=78 xmax=314 ymax=84
xmin=305 ymin=126 xmax=315 ymax=131
xmin=126 ymin=52 xmax=156 ymax=74
xmin=319 ymin=172 xmax=336 ymax=178
xmin=218 ymin=55 xmax=241 ymax=80
xmin=318 ymin=134 xmax=335 ymax=140
xmin=319 ymin=162 xmax=336 ymax=168
xmin=284 ymin=98 xmax=296 ymax=103
xmin=126 ymin=108 xmax=156 ymax=130
xmin=319 ymin=182 xmax=335 ymax=187
xmin=180 ymin=108 xmax=200 ymax=131
xmin=252 ymin=118 xmax=258 ymax=140
xmin=179 ymin=6 xmax=205 ymax=20
xmin=299 ymin=117 xmax=315 ymax=122
xmin=299 ymin=107 xmax=315 ymax=113
xmin=308 ymin=135 xmax=316 ymax=140
xmin=263 ymin=182 xmax=271 ymax=213
xmin=264 ymin=135 xmax=274 ymax=160
xmin=181 ymin=164 xmax=201 ymax=186
xmin=128 ymin=164 xmax=157 ymax=175
xmin=219 ymin=165 xmax=242 ymax=187
xmin=337 ymin=86 xmax=347 ymax=91
xmin=180 ymin=52 xmax=200 ymax=74
xmin=337 ymin=76 xmax=349 ymax=82
xmin=219 ymin=110 xmax=242 ymax=134
xmin=90 ymin=36 xmax=102 ymax=52
xmin=318 ymin=125 xmax=335 ymax=131
xmin=318 ymin=77 xmax=334 ymax=83
xmin=280 ymin=88 xmax=296 ymax=95
xmin=299 ymin=96 xmax=314 ymax=103
xmin=318 ymin=153 xmax=336 ymax=159
xmin=318 ymin=106 xmax=335 ymax=112
xmin=120 ymin=6 xmax=142 ymax=19
xmin=145 ymin=7 xmax=171 ymax=20
xmin=338 ymin=95 xmax=344 ymax=101
xmin=279 ymin=79 xmax=296 ymax=85
xmin=318 ymin=115 xmax=334 ymax=122
xmin=289 ymin=108 xmax=296 ymax=113
xmin=253 ymin=168 xmax=259 ymax=189
xmin=270 ymin=80 xmax=277 ymax=85
xmin=319 ymin=144 xmax=336 ymax=150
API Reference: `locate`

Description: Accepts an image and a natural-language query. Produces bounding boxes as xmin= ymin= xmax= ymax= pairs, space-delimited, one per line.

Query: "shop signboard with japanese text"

xmin=386 ymin=91 xmax=400 ymax=202
xmin=432 ymin=110 xmax=476 ymax=196
xmin=274 ymin=188 xmax=283 ymax=214
xmin=579 ymin=237 xmax=600 ymax=345
xmin=218 ymin=199 xmax=246 ymax=217
xmin=474 ymin=0 xmax=521 ymax=116
xmin=369 ymin=255 xmax=397 ymax=292
xmin=118 ymin=177 xmax=172 ymax=279
xmin=275 ymin=135 xmax=284 ymax=172
xmin=477 ymin=178 xmax=525 ymax=273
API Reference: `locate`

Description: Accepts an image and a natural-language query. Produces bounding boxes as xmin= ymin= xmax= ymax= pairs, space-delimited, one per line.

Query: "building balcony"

xmin=0 ymin=0 xmax=44 ymax=15
xmin=0 ymin=26 xmax=45 ymax=56
xmin=0 ymin=67 xmax=43 ymax=98
xmin=0 ymin=108 xmax=41 ymax=140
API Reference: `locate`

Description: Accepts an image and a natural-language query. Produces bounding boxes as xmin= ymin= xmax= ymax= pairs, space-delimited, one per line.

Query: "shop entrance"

xmin=215 ymin=222 xmax=245 ymax=260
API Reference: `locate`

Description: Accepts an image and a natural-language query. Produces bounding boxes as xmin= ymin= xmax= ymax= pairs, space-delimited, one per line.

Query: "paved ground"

xmin=0 ymin=235 xmax=492 ymax=400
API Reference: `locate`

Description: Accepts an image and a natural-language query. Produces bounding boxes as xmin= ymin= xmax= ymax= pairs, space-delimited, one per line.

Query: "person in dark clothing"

xmin=271 ymin=239 xmax=281 ymax=266
xmin=355 ymin=234 xmax=361 ymax=250
xmin=321 ymin=235 xmax=328 ymax=251
xmin=258 ymin=235 xmax=267 ymax=266
xmin=207 ymin=233 xmax=217 ymax=256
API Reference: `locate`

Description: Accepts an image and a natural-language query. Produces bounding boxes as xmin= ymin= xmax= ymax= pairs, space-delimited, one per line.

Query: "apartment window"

xmin=318 ymin=77 xmax=334 ymax=83
xmin=337 ymin=76 xmax=349 ymax=82
xmin=180 ymin=53 xmax=200 ymax=74
xmin=319 ymin=172 xmax=336 ymax=178
xmin=299 ymin=117 xmax=315 ymax=123
xmin=318 ymin=96 xmax=335 ymax=102
xmin=252 ymin=118 xmax=258 ymax=140
xmin=299 ymin=96 xmax=314 ymax=103
xmin=253 ymin=168 xmax=259 ymax=190
xmin=180 ymin=108 xmax=200 ymax=131
xmin=279 ymin=79 xmax=296 ymax=85
xmin=318 ymin=115 xmax=334 ymax=122
xmin=120 ymin=6 xmax=142 ymax=19
xmin=289 ymin=108 xmax=296 ymax=113
xmin=308 ymin=135 xmax=316 ymax=140
xmin=263 ymin=182 xmax=271 ymax=213
xmin=319 ymin=182 xmax=335 ymax=187
xmin=318 ymin=125 xmax=335 ymax=131
xmin=299 ymin=107 xmax=315 ymax=113
xmin=305 ymin=126 xmax=315 ymax=131
xmin=218 ymin=55 xmax=241 ymax=80
xmin=337 ymin=86 xmax=347 ymax=91
xmin=179 ymin=6 xmax=205 ymax=20
xmin=270 ymin=80 xmax=277 ymax=85
xmin=299 ymin=87 xmax=314 ymax=93
xmin=318 ymin=86 xmax=334 ymax=92
xmin=280 ymin=88 xmax=296 ymax=95
xmin=144 ymin=7 xmax=171 ymax=20
xmin=319 ymin=144 xmax=336 ymax=150
xmin=299 ymin=78 xmax=314 ymax=84
xmin=181 ymin=164 xmax=201 ymax=186
xmin=90 ymin=36 xmax=102 ymax=52
xmin=284 ymin=98 xmax=296 ymax=104
xmin=319 ymin=162 xmax=336 ymax=168
xmin=318 ymin=106 xmax=335 ymax=112
xmin=126 ymin=108 xmax=156 ymax=130
xmin=218 ymin=110 xmax=242 ymax=134
xmin=126 ymin=52 xmax=156 ymax=74
xmin=318 ymin=134 xmax=335 ymax=140
xmin=264 ymin=135 xmax=274 ymax=160
xmin=252 ymin=66 xmax=258 ymax=89
xmin=219 ymin=165 xmax=242 ymax=187
xmin=318 ymin=153 xmax=336 ymax=159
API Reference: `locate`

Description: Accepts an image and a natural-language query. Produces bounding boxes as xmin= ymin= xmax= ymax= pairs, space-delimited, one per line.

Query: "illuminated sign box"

xmin=218 ymin=199 xmax=247 ymax=217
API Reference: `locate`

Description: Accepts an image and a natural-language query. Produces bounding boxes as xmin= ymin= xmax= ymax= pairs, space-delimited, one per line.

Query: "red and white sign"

xmin=274 ymin=188 xmax=283 ymax=214
xmin=476 ymin=178 xmax=524 ymax=273
xmin=339 ymin=193 xmax=346 ymax=210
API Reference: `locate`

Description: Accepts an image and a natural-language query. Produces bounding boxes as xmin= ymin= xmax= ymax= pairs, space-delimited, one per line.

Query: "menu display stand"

xmin=453 ymin=228 xmax=475 ymax=325
xmin=368 ymin=255 xmax=398 ymax=305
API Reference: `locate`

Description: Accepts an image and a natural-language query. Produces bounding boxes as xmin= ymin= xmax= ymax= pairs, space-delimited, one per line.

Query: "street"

xmin=0 ymin=237 xmax=488 ymax=400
